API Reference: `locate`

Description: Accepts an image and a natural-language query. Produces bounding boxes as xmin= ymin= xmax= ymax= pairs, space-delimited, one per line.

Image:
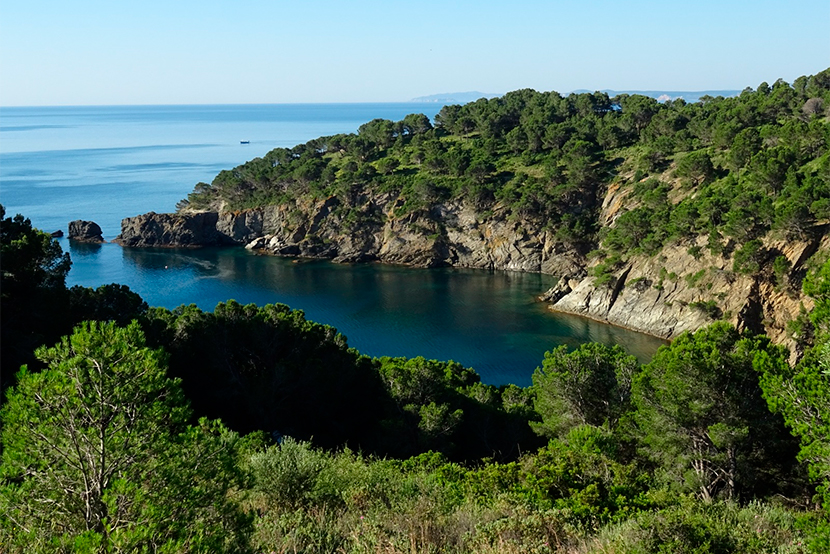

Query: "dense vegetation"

xmin=3 ymin=69 xmax=830 ymax=552
xmin=180 ymin=70 xmax=830 ymax=268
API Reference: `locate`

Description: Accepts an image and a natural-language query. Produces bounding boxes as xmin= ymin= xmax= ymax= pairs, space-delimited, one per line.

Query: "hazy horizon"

xmin=1 ymin=1 xmax=828 ymax=107
xmin=0 ymin=87 xmax=744 ymax=110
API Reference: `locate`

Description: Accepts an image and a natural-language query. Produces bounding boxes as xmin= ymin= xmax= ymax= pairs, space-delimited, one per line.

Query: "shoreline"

xmin=544 ymin=302 xmax=671 ymax=343
xmin=112 ymin=235 xmax=670 ymax=347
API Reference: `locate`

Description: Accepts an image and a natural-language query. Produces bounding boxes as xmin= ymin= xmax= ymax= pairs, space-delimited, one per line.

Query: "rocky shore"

xmin=114 ymin=193 xmax=823 ymax=357
xmin=115 ymin=197 xmax=586 ymax=276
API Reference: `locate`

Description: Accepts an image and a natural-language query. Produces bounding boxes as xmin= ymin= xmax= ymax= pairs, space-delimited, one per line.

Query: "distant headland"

xmin=410 ymin=91 xmax=502 ymax=103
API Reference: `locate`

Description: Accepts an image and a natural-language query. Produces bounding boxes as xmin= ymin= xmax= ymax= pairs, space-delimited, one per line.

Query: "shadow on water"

xmin=91 ymin=247 xmax=667 ymax=386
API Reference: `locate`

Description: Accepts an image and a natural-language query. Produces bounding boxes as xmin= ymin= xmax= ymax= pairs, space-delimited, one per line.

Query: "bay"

xmin=1 ymin=104 xmax=666 ymax=385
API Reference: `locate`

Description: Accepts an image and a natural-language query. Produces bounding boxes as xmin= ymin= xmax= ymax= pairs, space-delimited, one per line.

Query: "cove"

xmin=66 ymin=241 xmax=666 ymax=386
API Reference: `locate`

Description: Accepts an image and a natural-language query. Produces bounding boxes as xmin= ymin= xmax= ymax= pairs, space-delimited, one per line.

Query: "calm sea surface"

xmin=0 ymin=104 xmax=665 ymax=385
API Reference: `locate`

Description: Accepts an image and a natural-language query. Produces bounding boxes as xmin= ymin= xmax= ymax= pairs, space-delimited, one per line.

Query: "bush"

xmin=587 ymin=499 xmax=806 ymax=554
xmin=689 ymin=300 xmax=723 ymax=319
xmin=249 ymin=438 xmax=332 ymax=509
xmin=733 ymin=239 xmax=766 ymax=274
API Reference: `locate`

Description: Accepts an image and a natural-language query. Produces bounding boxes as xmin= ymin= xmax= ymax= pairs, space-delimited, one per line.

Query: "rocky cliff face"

xmin=540 ymin=182 xmax=827 ymax=359
xmin=117 ymin=195 xmax=588 ymax=278
xmin=542 ymin=235 xmax=824 ymax=360
xmin=116 ymin=187 xmax=825 ymax=354
xmin=115 ymin=211 xmax=265 ymax=247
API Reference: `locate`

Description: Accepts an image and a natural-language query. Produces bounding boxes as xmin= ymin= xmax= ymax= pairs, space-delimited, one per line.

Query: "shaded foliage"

xmin=0 ymin=205 xmax=72 ymax=387
xmin=632 ymin=323 xmax=801 ymax=502
xmin=140 ymin=302 xmax=541 ymax=462
xmin=141 ymin=301 xmax=388 ymax=451
xmin=0 ymin=321 xmax=250 ymax=553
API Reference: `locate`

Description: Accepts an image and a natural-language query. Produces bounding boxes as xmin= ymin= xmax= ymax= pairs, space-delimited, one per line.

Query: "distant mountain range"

xmin=412 ymin=89 xmax=741 ymax=104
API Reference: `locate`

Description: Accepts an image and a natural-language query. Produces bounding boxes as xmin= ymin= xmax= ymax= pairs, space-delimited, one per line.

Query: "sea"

xmin=0 ymin=103 xmax=666 ymax=385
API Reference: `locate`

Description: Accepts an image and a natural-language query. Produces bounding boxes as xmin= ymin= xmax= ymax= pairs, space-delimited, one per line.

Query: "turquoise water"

xmin=1 ymin=104 xmax=665 ymax=385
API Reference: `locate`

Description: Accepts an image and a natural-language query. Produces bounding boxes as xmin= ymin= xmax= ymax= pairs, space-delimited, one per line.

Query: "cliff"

xmin=543 ymin=234 xmax=824 ymax=360
xmin=116 ymin=182 xmax=824 ymax=359
xmin=538 ymin=179 xmax=825 ymax=358
xmin=116 ymin=196 xmax=586 ymax=277
xmin=115 ymin=211 xmax=265 ymax=248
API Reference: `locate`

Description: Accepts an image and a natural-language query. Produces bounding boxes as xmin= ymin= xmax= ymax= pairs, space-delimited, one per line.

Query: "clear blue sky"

xmin=1 ymin=0 xmax=828 ymax=106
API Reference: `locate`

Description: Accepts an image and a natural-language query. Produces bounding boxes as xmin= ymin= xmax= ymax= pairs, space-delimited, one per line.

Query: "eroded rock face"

xmin=241 ymin=198 xmax=590 ymax=278
xmin=116 ymin=199 xmax=589 ymax=279
xmin=115 ymin=186 xmax=826 ymax=357
xmin=115 ymin=209 xmax=276 ymax=248
xmin=546 ymin=234 xmax=826 ymax=362
xmin=116 ymin=212 xmax=226 ymax=247
xmin=68 ymin=220 xmax=104 ymax=243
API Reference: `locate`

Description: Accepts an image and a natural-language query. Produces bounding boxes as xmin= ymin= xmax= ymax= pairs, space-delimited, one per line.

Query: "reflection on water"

xmin=122 ymin=247 xmax=217 ymax=273
xmin=66 ymin=240 xmax=103 ymax=257
xmin=69 ymin=244 xmax=666 ymax=386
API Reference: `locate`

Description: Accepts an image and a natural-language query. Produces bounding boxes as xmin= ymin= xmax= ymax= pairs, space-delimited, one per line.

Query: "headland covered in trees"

xmin=118 ymin=69 xmax=830 ymax=356
xmin=2 ymin=68 xmax=830 ymax=552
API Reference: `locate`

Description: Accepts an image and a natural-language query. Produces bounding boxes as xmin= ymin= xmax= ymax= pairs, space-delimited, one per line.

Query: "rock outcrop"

xmin=116 ymin=212 xmax=243 ymax=247
xmin=115 ymin=209 xmax=275 ymax=247
xmin=543 ymin=233 xmax=825 ymax=361
xmin=68 ymin=220 xmax=104 ymax=243
xmin=116 ymin=186 xmax=825 ymax=356
xmin=116 ymin=198 xmax=588 ymax=278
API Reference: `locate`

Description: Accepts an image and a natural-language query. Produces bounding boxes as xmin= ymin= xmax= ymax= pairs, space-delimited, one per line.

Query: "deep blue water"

xmin=1 ymin=104 xmax=665 ymax=385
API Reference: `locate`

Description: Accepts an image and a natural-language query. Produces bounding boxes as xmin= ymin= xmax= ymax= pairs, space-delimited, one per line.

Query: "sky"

xmin=1 ymin=0 xmax=828 ymax=106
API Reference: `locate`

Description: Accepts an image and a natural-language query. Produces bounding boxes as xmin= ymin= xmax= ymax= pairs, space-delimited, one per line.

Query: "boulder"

xmin=68 ymin=220 xmax=104 ymax=243
xmin=245 ymin=236 xmax=267 ymax=250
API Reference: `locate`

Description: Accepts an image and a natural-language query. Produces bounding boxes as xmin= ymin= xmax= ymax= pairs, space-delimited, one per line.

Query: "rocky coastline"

xmin=115 ymin=197 xmax=587 ymax=275
xmin=114 ymin=193 xmax=823 ymax=359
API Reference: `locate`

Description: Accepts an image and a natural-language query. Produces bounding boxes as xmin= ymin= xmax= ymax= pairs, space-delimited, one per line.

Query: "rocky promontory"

xmin=116 ymin=197 xmax=587 ymax=278
xmin=68 ymin=220 xmax=104 ymax=243
xmin=115 ymin=211 xmax=265 ymax=247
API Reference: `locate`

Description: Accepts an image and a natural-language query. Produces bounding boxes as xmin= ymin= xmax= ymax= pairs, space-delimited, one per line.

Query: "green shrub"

xmin=773 ymin=255 xmax=793 ymax=288
xmin=689 ymin=300 xmax=722 ymax=319
xmin=587 ymin=499 xmax=806 ymax=554
xmin=249 ymin=438 xmax=332 ymax=509
xmin=733 ymin=239 xmax=766 ymax=274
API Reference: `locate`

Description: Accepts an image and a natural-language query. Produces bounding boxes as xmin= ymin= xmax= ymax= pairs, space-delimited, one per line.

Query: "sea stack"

xmin=68 ymin=220 xmax=105 ymax=243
